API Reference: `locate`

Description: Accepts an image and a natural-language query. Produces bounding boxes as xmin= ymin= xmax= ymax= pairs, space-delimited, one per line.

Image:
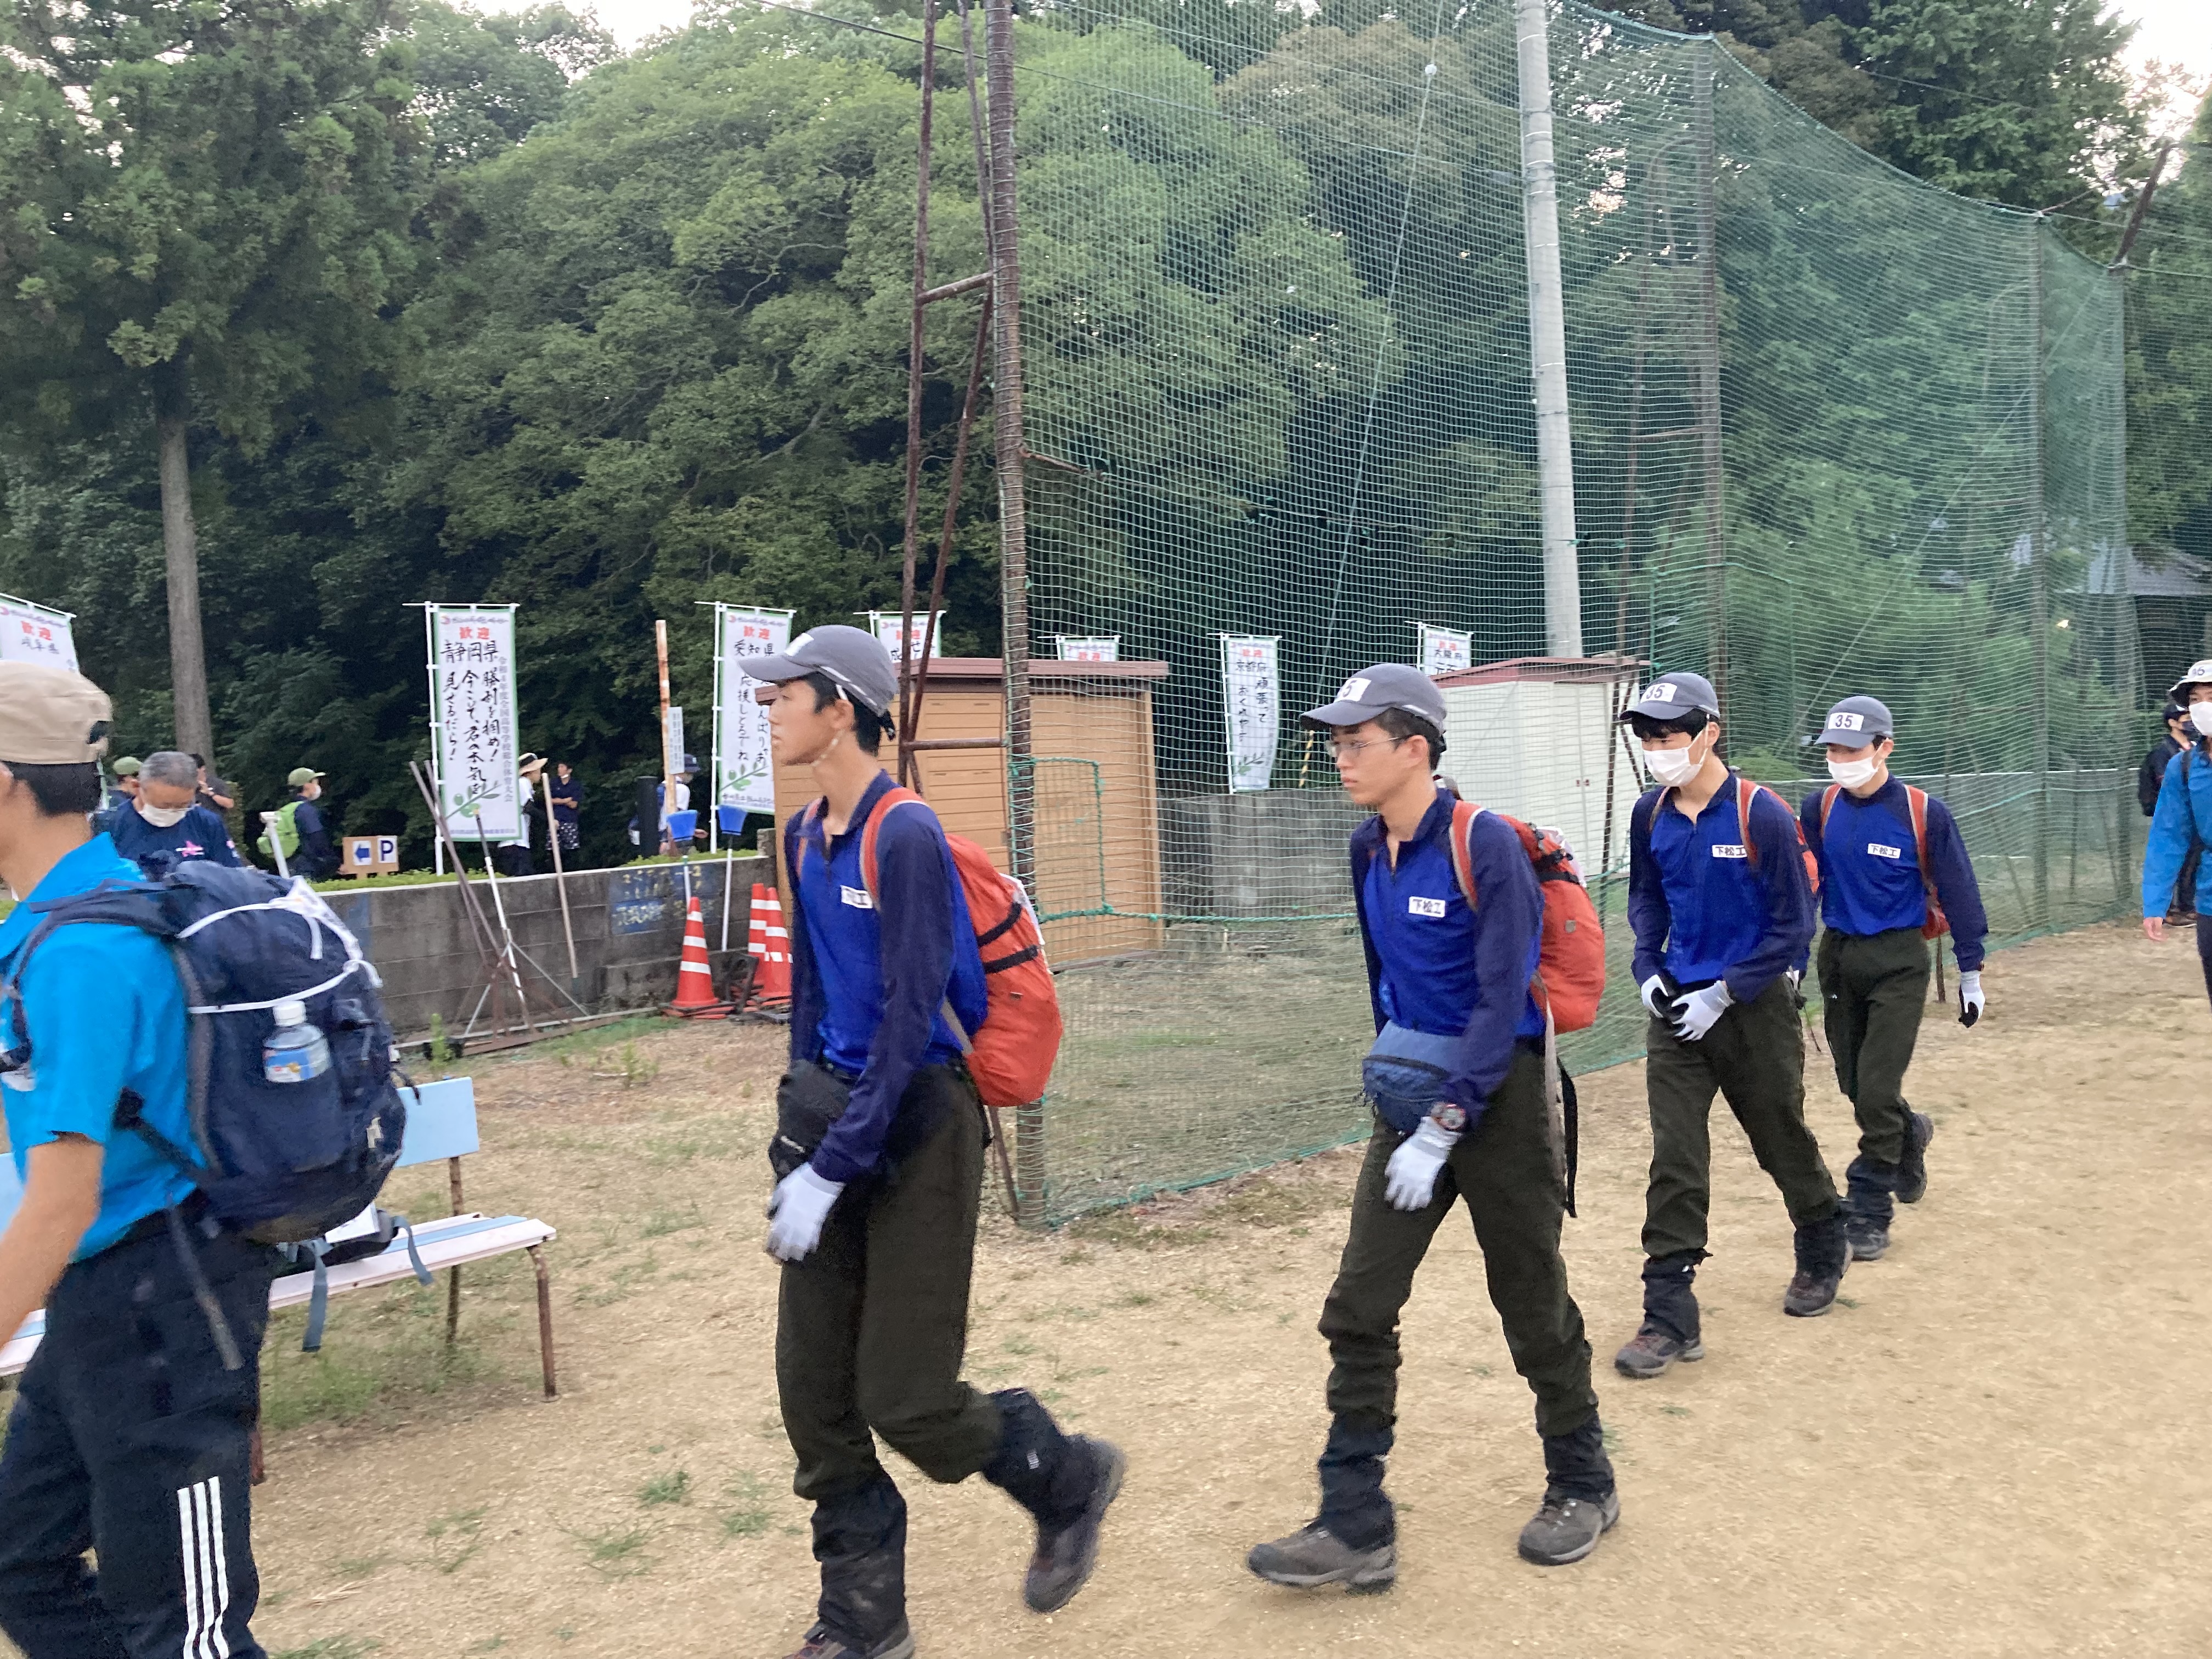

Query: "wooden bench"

xmin=0 ymin=1077 xmax=558 ymax=1399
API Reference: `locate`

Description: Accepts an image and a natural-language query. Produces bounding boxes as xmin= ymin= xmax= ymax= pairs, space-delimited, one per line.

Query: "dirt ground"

xmin=31 ymin=919 xmax=2208 ymax=1659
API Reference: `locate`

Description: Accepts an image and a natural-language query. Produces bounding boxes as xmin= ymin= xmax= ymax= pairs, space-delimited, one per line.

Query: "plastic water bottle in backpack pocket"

xmin=1361 ymin=1022 xmax=1463 ymax=1136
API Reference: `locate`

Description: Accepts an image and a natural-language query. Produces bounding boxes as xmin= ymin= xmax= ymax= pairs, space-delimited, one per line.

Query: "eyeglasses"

xmin=1329 ymin=735 xmax=1408 ymax=758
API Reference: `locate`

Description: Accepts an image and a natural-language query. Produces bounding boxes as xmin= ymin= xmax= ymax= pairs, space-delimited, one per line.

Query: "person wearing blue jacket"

xmin=1612 ymin=672 xmax=1845 ymax=1383
xmin=743 ymin=626 xmax=1121 ymax=1659
xmin=2142 ymin=658 xmax=2212 ymax=1005
xmin=103 ymin=751 xmax=240 ymax=876
xmin=1246 ymin=665 xmax=1616 ymax=1589
xmin=1799 ymin=697 xmax=1989 ymax=1264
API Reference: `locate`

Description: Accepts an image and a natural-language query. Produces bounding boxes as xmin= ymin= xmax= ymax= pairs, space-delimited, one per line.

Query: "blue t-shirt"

xmin=1 ymin=837 xmax=200 ymax=1260
xmin=105 ymin=801 xmax=240 ymax=874
xmin=1799 ymin=780 xmax=1989 ymax=971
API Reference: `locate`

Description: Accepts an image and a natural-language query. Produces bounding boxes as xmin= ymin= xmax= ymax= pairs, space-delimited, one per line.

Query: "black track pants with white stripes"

xmin=0 ymin=1218 xmax=278 ymax=1659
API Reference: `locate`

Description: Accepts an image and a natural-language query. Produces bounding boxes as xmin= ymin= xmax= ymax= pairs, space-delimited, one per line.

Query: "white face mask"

xmin=137 ymin=801 xmax=191 ymax=827
xmin=1644 ymin=742 xmax=1705 ymax=787
xmin=2191 ymin=704 xmax=2212 ymax=737
xmin=1827 ymin=755 xmax=1880 ymax=789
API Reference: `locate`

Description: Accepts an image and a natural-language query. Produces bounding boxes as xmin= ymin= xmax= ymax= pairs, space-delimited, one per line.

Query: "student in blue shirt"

xmin=1246 ymin=665 xmax=1617 ymax=1589
xmin=1800 ymin=696 xmax=1989 ymax=1263
xmin=2143 ymin=659 xmax=2212 ymax=1008
xmin=104 ymin=749 xmax=239 ymax=875
xmin=0 ymin=668 xmax=279 ymax=1659
xmin=742 ymin=627 xmax=1121 ymax=1659
xmin=1613 ymin=672 xmax=1846 ymax=1383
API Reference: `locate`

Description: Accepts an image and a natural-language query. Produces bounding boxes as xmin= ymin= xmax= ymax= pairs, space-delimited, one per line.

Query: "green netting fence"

xmin=998 ymin=0 xmax=2138 ymax=1222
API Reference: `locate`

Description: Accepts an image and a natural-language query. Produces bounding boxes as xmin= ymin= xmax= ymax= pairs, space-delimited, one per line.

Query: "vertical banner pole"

xmin=656 ymin=618 xmax=675 ymax=859
xmin=708 ymin=604 xmax=724 ymax=853
xmin=541 ymin=771 xmax=579 ymax=985
xmin=1514 ymin=0 xmax=1582 ymax=658
xmin=423 ymin=603 xmax=445 ymax=878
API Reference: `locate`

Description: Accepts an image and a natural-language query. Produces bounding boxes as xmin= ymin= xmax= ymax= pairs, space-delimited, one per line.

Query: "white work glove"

xmin=1640 ymin=975 xmax=1675 ymax=1019
xmin=1383 ymin=1113 xmax=1462 ymax=1212
xmin=1672 ymin=981 xmax=1734 ymax=1042
xmin=765 ymin=1164 xmax=845 ymax=1263
xmin=1957 ymin=970 xmax=1985 ymax=1029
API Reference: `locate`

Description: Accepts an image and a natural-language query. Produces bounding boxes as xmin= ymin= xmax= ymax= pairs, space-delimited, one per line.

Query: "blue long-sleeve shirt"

xmin=1799 ymin=779 xmax=1988 ymax=971
xmin=1628 ymin=773 xmax=1815 ymax=1003
xmin=2143 ymin=744 xmax=2212 ymax=917
xmin=1348 ymin=791 xmax=1545 ymax=1114
xmin=783 ymin=770 xmax=989 ymax=1184
xmin=105 ymin=802 xmax=241 ymax=874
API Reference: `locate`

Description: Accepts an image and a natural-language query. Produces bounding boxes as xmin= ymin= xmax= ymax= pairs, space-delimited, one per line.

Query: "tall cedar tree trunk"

xmin=154 ymin=359 xmax=213 ymax=763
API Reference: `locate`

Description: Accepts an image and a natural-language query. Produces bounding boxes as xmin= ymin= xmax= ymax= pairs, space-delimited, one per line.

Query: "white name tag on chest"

xmin=1867 ymin=843 xmax=1903 ymax=860
xmin=840 ymin=884 xmax=874 ymax=909
xmin=1710 ymin=844 xmax=1747 ymax=860
xmin=1407 ymin=895 xmax=1447 ymax=918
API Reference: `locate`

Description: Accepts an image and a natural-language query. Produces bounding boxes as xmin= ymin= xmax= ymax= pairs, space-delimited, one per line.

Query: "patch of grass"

xmin=1113 ymin=1289 xmax=1155 ymax=1308
xmin=589 ymin=1040 xmax=662 ymax=1090
xmin=638 ymin=1469 xmax=692 ymax=1506
xmin=259 ymin=1279 xmax=501 ymax=1433
xmin=1216 ymin=1178 xmax=1333 ymax=1230
xmin=332 ymin=1553 xmax=390 ymax=1581
xmin=720 ymin=1472 xmax=774 ymax=1541
xmin=425 ymin=1505 xmax=488 ymax=1576
xmin=1063 ymin=1210 xmax=1216 ymax=1252
xmin=569 ymin=1523 xmax=654 ymax=1578
xmin=274 ymin=1640 xmax=381 ymax=1659
xmin=576 ymin=1250 xmax=661 ymax=1308
xmin=531 ymin=1015 xmax=665 ymax=1067
xmin=1660 ymin=1404 xmax=1691 ymax=1418
xmin=466 ymin=1640 xmax=509 ymax=1654
xmin=640 ymin=1204 xmax=706 ymax=1239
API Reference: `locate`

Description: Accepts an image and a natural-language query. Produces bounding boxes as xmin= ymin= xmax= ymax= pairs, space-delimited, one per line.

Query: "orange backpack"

xmin=1658 ymin=775 xmax=1821 ymax=898
xmin=802 ymin=786 xmax=1064 ymax=1109
xmin=1444 ymin=801 xmax=1607 ymax=1034
xmin=1819 ymin=782 xmax=1948 ymax=940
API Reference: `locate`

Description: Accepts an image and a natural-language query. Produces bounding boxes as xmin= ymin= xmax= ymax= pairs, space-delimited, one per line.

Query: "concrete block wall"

xmin=329 ymin=856 xmax=768 ymax=1038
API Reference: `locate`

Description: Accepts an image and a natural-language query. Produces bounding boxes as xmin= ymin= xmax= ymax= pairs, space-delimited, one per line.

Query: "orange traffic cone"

xmin=664 ymin=894 xmax=733 ymax=1018
xmin=746 ymin=883 xmax=792 ymax=1011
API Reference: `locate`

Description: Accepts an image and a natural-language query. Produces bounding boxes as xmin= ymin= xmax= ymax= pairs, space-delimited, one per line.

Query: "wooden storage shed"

xmin=770 ymin=658 xmax=1169 ymax=964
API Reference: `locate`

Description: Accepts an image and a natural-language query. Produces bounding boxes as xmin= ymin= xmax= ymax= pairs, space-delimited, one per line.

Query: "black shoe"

xmin=1895 ymin=1111 xmax=1935 ymax=1204
xmin=783 ymin=1622 xmax=916 ymax=1659
xmin=1023 ymin=1436 xmax=1124 ymax=1613
xmin=1613 ymin=1323 xmax=1705 ymax=1378
xmin=1517 ymin=1490 xmax=1620 ymax=1566
xmin=1844 ymin=1212 xmax=1889 ymax=1261
xmin=1785 ymin=1212 xmax=1849 ymax=1316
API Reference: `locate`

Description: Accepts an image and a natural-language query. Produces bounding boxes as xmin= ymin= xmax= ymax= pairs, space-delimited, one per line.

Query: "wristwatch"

xmin=1432 ymin=1103 xmax=1468 ymax=1132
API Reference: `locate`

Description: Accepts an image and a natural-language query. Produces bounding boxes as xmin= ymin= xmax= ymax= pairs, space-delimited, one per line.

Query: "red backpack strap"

xmin=1819 ymin=783 xmax=1843 ymax=839
xmin=794 ymin=797 xmax=828 ymax=882
xmin=1736 ymin=776 xmax=1762 ymax=868
xmin=1906 ymin=785 xmax=1937 ymax=897
xmin=856 ymin=785 xmax=928 ymax=901
xmin=1448 ymin=799 xmax=1483 ymax=909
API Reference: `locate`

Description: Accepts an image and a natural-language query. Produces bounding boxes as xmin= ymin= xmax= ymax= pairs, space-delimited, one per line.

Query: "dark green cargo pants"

xmin=777 ymin=1065 xmax=1003 ymax=1502
xmin=1816 ymin=927 xmax=1930 ymax=1165
xmin=1642 ymin=978 xmax=1840 ymax=1261
xmin=1320 ymin=1045 xmax=1599 ymax=1440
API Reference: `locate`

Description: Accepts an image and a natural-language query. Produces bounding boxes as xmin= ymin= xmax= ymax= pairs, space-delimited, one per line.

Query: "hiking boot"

xmin=1895 ymin=1111 xmax=1935 ymax=1204
xmin=1784 ymin=1212 xmax=1849 ymax=1317
xmin=1613 ymin=1323 xmax=1705 ymax=1379
xmin=1022 ymin=1435 xmax=1125 ymax=1614
xmin=1247 ymin=1522 xmax=1397 ymax=1593
xmin=1844 ymin=1211 xmax=1889 ymax=1261
xmin=783 ymin=1622 xmax=916 ymax=1659
xmin=1516 ymin=1489 xmax=1621 ymax=1566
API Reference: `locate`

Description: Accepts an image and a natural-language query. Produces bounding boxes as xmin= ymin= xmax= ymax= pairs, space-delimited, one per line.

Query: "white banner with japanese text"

xmin=429 ymin=605 xmax=522 ymax=842
xmin=714 ymin=605 xmax=793 ymax=816
xmin=870 ymin=610 xmax=944 ymax=665
xmin=1056 ymin=636 xmax=1120 ymax=662
xmin=1418 ymin=624 xmax=1471 ymax=677
xmin=0 ymin=596 xmax=78 ymax=672
xmin=1220 ymin=635 xmax=1280 ymax=793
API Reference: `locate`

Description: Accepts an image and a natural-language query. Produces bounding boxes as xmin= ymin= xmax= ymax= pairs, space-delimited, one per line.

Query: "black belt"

xmin=112 ymin=1191 xmax=212 ymax=1252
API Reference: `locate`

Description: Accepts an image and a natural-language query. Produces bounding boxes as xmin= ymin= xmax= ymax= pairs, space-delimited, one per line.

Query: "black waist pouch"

xmin=770 ymin=1059 xmax=974 ymax=1181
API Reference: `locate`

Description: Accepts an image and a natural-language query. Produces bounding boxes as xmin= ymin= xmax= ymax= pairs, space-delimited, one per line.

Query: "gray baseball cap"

xmin=1814 ymin=695 xmax=1894 ymax=748
xmin=741 ymin=624 xmax=898 ymax=716
xmin=1616 ymin=671 xmax=1719 ymax=723
xmin=1301 ymin=663 xmax=1447 ymax=730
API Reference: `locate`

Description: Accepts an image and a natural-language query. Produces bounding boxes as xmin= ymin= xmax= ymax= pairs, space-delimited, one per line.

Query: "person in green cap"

xmin=258 ymin=767 xmax=337 ymax=879
xmin=99 ymin=757 xmax=140 ymax=830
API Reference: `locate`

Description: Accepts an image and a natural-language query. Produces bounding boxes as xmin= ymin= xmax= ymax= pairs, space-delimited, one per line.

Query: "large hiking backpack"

xmin=800 ymin=786 xmax=1064 ymax=1108
xmin=256 ymin=798 xmax=304 ymax=863
xmin=1818 ymin=782 xmax=1948 ymax=939
xmin=1444 ymin=801 xmax=1608 ymax=1033
xmin=0 ymin=863 xmax=407 ymax=1246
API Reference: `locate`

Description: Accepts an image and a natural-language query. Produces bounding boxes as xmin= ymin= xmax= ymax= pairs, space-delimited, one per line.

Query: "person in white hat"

xmin=2142 ymin=659 xmax=2212 ymax=1005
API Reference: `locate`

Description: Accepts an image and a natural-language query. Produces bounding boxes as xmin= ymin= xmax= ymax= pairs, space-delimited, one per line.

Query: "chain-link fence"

xmin=1006 ymin=1 xmax=2138 ymax=1221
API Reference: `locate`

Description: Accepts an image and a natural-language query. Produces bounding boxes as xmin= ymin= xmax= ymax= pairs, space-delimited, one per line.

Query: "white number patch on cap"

xmin=1407 ymin=895 xmax=1446 ymax=918
xmin=1645 ymin=682 xmax=1676 ymax=702
xmin=789 ymin=631 xmax=816 ymax=652
xmin=1338 ymin=676 xmax=1371 ymax=702
xmin=1711 ymin=843 xmax=1747 ymax=859
xmin=840 ymin=884 xmax=874 ymax=909
xmin=1868 ymin=842 xmax=1901 ymax=859
xmin=1831 ymin=711 xmax=1865 ymax=731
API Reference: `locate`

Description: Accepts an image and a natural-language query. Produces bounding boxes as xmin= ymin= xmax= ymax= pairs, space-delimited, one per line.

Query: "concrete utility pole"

xmin=1515 ymin=0 xmax=1583 ymax=658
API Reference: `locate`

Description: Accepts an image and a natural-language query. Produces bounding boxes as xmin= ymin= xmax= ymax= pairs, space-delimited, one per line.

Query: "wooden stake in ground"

xmin=539 ymin=769 xmax=580 ymax=985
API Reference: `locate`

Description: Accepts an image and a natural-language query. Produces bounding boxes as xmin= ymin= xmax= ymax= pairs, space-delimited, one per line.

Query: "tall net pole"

xmin=1692 ymin=46 xmax=1729 ymax=724
xmin=985 ymin=0 xmax=1034 ymax=891
xmin=2028 ymin=222 xmax=2053 ymax=926
xmin=1515 ymin=0 xmax=1582 ymax=658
